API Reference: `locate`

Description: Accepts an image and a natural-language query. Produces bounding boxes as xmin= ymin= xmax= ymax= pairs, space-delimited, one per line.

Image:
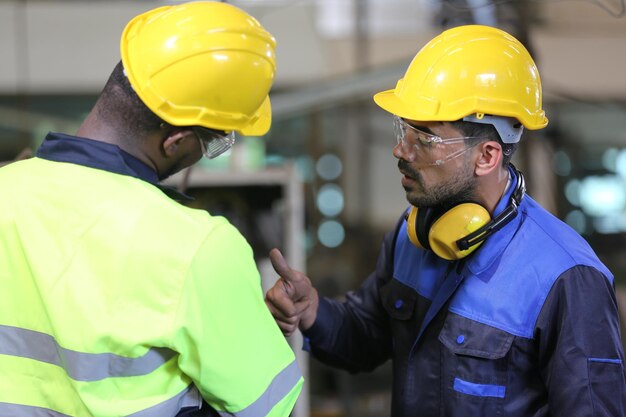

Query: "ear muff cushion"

xmin=406 ymin=206 xmax=423 ymax=249
xmin=429 ymin=203 xmax=491 ymax=260
xmin=417 ymin=207 xmax=441 ymax=250
xmin=407 ymin=206 xmax=444 ymax=250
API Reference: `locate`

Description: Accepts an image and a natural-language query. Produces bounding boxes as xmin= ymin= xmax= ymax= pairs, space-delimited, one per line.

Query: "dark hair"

xmin=96 ymin=61 xmax=164 ymax=139
xmin=449 ymin=119 xmax=518 ymax=166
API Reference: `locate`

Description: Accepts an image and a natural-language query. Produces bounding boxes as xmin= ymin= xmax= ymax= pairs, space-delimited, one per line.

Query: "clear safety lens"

xmin=393 ymin=116 xmax=470 ymax=147
xmin=392 ymin=116 xmax=484 ymax=167
xmin=194 ymin=126 xmax=236 ymax=159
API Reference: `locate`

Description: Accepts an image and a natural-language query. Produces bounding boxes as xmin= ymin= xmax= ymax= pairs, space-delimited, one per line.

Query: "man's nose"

xmin=393 ymin=140 xmax=415 ymax=162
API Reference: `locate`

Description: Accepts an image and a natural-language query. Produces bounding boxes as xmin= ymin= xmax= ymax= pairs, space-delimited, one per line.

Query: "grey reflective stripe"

xmin=127 ymin=385 xmax=202 ymax=417
xmin=0 ymin=402 xmax=72 ymax=417
xmin=0 ymin=386 xmax=201 ymax=417
xmin=217 ymin=359 xmax=302 ymax=417
xmin=0 ymin=324 xmax=176 ymax=382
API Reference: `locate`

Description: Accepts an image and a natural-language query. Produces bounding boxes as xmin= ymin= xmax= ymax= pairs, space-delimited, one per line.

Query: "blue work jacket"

xmin=304 ymin=168 xmax=626 ymax=416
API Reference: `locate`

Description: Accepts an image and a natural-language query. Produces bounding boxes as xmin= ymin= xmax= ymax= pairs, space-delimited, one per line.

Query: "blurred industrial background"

xmin=1 ymin=0 xmax=626 ymax=416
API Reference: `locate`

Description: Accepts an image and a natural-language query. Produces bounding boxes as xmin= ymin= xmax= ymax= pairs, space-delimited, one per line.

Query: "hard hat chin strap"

xmin=463 ymin=114 xmax=524 ymax=144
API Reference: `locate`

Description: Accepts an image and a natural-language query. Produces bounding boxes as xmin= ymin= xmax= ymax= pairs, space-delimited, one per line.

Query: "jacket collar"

xmin=465 ymin=165 xmax=524 ymax=279
xmin=36 ymin=132 xmax=192 ymax=201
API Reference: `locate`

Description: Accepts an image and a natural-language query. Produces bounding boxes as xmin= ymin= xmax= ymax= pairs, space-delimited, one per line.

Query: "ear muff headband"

xmin=456 ymin=168 xmax=525 ymax=250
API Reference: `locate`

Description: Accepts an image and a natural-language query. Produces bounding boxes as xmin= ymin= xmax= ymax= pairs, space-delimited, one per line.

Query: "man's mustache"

xmin=398 ymin=160 xmax=419 ymax=179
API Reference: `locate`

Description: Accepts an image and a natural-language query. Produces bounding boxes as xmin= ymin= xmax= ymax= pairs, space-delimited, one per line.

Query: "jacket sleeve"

xmin=302 ymin=228 xmax=397 ymax=373
xmin=536 ymin=265 xmax=626 ymax=417
xmin=172 ymin=221 xmax=303 ymax=417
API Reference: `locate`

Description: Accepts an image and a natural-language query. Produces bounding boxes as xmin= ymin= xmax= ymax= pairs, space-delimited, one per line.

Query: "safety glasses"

xmin=193 ymin=126 xmax=236 ymax=159
xmin=393 ymin=116 xmax=484 ymax=167
xmin=393 ymin=116 xmax=484 ymax=147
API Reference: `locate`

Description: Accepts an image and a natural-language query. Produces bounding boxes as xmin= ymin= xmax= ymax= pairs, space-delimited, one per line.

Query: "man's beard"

xmin=399 ymin=159 xmax=478 ymax=209
xmin=157 ymin=164 xmax=181 ymax=182
xmin=158 ymin=154 xmax=202 ymax=181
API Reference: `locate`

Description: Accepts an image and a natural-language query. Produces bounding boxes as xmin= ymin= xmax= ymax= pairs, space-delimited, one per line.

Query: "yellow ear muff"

xmin=406 ymin=203 xmax=491 ymax=260
xmin=405 ymin=168 xmax=526 ymax=260
xmin=406 ymin=206 xmax=423 ymax=249
xmin=428 ymin=203 xmax=491 ymax=260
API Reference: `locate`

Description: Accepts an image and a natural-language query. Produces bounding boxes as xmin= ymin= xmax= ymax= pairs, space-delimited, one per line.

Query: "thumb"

xmin=269 ymin=248 xmax=306 ymax=299
xmin=269 ymin=248 xmax=293 ymax=281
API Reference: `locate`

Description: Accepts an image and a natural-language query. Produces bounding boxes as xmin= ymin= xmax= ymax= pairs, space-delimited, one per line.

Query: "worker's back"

xmin=0 ymin=156 xmax=302 ymax=416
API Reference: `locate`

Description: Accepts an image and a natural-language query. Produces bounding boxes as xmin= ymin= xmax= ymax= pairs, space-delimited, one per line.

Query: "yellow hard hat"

xmin=121 ymin=1 xmax=276 ymax=136
xmin=374 ymin=25 xmax=548 ymax=130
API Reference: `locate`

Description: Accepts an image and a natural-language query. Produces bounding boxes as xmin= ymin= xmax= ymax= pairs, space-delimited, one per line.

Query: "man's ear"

xmin=475 ymin=141 xmax=503 ymax=177
xmin=162 ymin=129 xmax=194 ymax=158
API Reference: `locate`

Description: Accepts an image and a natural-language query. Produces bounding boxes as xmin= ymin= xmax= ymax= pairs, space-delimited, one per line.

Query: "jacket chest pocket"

xmin=380 ymin=278 xmax=419 ymax=321
xmin=439 ymin=312 xmax=514 ymax=417
xmin=379 ymin=278 xmax=424 ymax=355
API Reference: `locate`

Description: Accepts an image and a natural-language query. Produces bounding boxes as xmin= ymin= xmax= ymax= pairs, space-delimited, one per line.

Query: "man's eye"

xmin=416 ymin=133 xmax=433 ymax=146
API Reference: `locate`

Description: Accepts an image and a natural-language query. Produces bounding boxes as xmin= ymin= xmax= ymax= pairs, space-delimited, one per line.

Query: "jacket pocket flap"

xmin=439 ymin=313 xmax=514 ymax=359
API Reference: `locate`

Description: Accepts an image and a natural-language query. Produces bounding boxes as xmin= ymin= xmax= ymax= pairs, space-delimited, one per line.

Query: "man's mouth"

xmin=399 ymin=169 xmax=413 ymax=179
xmin=398 ymin=161 xmax=417 ymax=181
xmin=401 ymin=175 xmax=415 ymax=188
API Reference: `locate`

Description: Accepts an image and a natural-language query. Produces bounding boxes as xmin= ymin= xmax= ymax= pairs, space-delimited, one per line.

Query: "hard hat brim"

xmin=374 ymin=89 xmax=446 ymax=123
xmin=238 ymin=96 xmax=272 ymax=136
xmin=373 ymin=89 xmax=424 ymax=121
xmin=373 ymin=89 xmax=549 ymax=130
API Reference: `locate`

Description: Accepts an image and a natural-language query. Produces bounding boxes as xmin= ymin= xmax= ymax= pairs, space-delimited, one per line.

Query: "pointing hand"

xmin=265 ymin=248 xmax=319 ymax=337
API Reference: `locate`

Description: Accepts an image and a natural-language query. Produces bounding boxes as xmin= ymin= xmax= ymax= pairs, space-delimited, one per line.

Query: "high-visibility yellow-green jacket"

xmin=0 ymin=133 xmax=303 ymax=417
